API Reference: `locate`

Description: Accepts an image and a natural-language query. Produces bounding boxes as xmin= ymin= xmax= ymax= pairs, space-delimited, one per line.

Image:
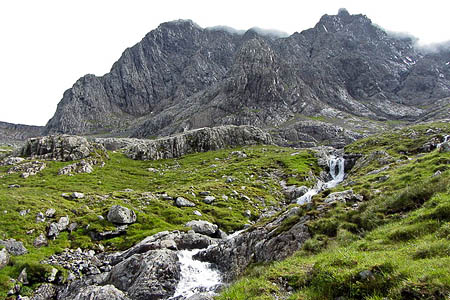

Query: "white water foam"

xmin=170 ymin=249 xmax=222 ymax=299
xmin=437 ymin=135 xmax=450 ymax=149
xmin=296 ymin=156 xmax=345 ymax=205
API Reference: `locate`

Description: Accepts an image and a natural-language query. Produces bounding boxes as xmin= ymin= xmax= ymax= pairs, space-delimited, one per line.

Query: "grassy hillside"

xmin=0 ymin=145 xmax=319 ymax=297
xmin=217 ymin=122 xmax=450 ymax=300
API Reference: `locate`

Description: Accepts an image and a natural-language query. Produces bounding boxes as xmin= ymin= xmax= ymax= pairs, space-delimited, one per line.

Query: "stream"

xmin=296 ymin=155 xmax=345 ymax=205
xmin=170 ymin=155 xmax=345 ymax=299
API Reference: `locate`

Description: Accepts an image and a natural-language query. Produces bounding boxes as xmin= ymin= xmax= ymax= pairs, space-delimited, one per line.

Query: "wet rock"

xmin=186 ymin=220 xmax=218 ymax=237
xmin=108 ymin=249 xmax=180 ymax=299
xmin=186 ymin=294 xmax=214 ymax=300
xmin=283 ymin=185 xmax=309 ymax=201
xmin=107 ymin=205 xmax=137 ymax=225
xmin=0 ymin=238 xmax=27 ymax=255
xmin=0 ymin=248 xmax=9 ymax=270
xmin=196 ymin=207 xmax=310 ymax=280
xmin=175 ymin=197 xmax=196 ymax=207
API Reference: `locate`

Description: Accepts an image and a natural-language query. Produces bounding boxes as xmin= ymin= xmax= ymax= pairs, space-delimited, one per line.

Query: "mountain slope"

xmin=44 ymin=10 xmax=450 ymax=143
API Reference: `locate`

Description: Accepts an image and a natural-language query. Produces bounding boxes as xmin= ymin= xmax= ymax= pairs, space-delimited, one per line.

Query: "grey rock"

xmin=196 ymin=207 xmax=310 ymax=280
xmin=70 ymin=192 xmax=85 ymax=199
xmin=186 ymin=220 xmax=218 ymax=237
xmin=7 ymin=161 xmax=46 ymax=177
xmin=203 ymin=196 xmax=216 ymax=204
xmin=0 ymin=248 xmax=9 ymax=270
xmin=186 ymin=294 xmax=214 ymax=300
xmin=439 ymin=141 xmax=450 ymax=153
xmin=36 ymin=212 xmax=46 ymax=223
xmin=19 ymin=135 xmax=100 ymax=161
xmin=0 ymin=239 xmax=27 ymax=256
xmin=30 ymin=283 xmax=57 ymax=300
xmin=324 ymin=190 xmax=363 ymax=204
xmin=0 ymin=121 xmax=42 ymax=145
xmin=125 ymin=125 xmax=273 ymax=161
xmin=283 ymin=185 xmax=309 ymax=201
xmin=244 ymin=210 xmax=252 ymax=218
xmin=108 ymin=250 xmax=180 ymax=299
xmin=45 ymin=208 xmax=56 ymax=218
xmin=193 ymin=210 xmax=202 ymax=216
xmin=33 ymin=234 xmax=48 ymax=248
xmin=175 ymin=197 xmax=196 ymax=207
xmin=47 ymin=267 xmax=58 ymax=282
xmin=18 ymin=268 xmax=28 ymax=284
xmin=57 ymin=216 xmax=70 ymax=231
xmin=2 ymin=157 xmax=24 ymax=165
xmin=107 ymin=205 xmax=137 ymax=225
xmin=62 ymin=284 xmax=131 ymax=300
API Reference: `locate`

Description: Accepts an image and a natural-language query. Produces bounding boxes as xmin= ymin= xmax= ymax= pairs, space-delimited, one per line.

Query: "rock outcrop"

xmin=19 ymin=135 xmax=103 ymax=161
xmin=196 ymin=207 xmax=311 ymax=280
xmin=0 ymin=121 xmax=43 ymax=144
xmin=124 ymin=125 xmax=273 ymax=160
xmin=107 ymin=206 xmax=137 ymax=225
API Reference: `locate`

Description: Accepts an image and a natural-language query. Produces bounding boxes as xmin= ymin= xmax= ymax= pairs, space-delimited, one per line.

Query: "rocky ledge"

xmin=95 ymin=125 xmax=273 ymax=160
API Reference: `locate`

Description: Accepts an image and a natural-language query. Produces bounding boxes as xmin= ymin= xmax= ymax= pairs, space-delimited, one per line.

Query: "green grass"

xmin=0 ymin=144 xmax=320 ymax=297
xmin=216 ymin=122 xmax=450 ymax=300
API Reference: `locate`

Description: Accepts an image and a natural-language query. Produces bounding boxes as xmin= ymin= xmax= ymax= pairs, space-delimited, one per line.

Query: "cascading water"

xmin=437 ymin=135 xmax=450 ymax=149
xmin=296 ymin=155 xmax=345 ymax=205
xmin=169 ymin=249 xmax=222 ymax=299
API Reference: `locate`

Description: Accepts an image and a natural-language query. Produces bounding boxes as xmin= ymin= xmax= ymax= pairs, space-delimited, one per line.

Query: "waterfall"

xmin=437 ymin=135 xmax=450 ymax=149
xmin=296 ymin=155 xmax=345 ymax=205
xmin=169 ymin=249 xmax=222 ymax=299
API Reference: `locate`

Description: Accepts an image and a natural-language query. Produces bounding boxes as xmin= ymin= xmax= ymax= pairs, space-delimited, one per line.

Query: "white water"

xmin=437 ymin=135 xmax=450 ymax=149
xmin=170 ymin=249 xmax=222 ymax=299
xmin=296 ymin=156 xmax=345 ymax=205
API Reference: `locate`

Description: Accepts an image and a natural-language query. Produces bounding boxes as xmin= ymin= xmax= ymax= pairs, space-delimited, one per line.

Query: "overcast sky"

xmin=1 ymin=0 xmax=449 ymax=126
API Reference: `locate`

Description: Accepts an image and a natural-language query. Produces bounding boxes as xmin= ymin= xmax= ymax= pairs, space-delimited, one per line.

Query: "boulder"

xmin=186 ymin=220 xmax=218 ymax=237
xmin=203 ymin=196 xmax=215 ymax=204
xmin=0 ymin=248 xmax=9 ymax=269
xmin=19 ymin=135 xmax=104 ymax=161
xmin=324 ymin=190 xmax=363 ymax=204
xmin=33 ymin=234 xmax=48 ymax=248
xmin=108 ymin=249 xmax=180 ymax=299
xmin=2 ymin=157 xmax=24 ymax=165
xmin=45 ymin=208 xmax=56 ymax=218
xmin=283 ymin=185 xmax=309 ymax=201
xmin=107 ymin=206 xmax=137 ymax=225
xmin=61 ymin=284 xmax=131 ymax=300
xmin=175 ymin=197 xmax=196 ymax=207
xmin=0 ymin=239 xmax=27 ymax=256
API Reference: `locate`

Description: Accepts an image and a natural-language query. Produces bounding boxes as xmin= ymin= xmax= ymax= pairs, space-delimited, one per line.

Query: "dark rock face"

xmin=44 ymin=13 xmax=450 ymax=145
xmin=195 ymin=207 xmax=311 ymax=280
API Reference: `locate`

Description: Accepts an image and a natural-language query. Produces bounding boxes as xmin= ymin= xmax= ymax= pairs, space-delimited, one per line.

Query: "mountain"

xmin=44 ymin=9 xmax=450 ymax=146
xmin=0 ymin=121 xmax=43 ymax=145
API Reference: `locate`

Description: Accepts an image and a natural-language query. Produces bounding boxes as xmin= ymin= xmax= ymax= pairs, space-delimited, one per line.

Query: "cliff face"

xmin=44 ymin=10 xmax=450 ymax=139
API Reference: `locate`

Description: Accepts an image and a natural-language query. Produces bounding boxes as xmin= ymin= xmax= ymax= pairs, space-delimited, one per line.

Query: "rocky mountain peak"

xmin=43 ymin=11 xmax=450 ymax=143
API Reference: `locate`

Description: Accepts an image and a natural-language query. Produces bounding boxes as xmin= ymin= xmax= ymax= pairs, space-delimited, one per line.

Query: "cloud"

xmin=415 ymin=40 xmax=450 ymax=54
